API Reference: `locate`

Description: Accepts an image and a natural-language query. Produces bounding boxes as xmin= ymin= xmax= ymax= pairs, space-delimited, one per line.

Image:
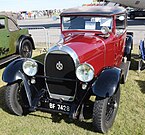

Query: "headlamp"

xmin=22 ymin=59 xmax=38 ymax=76
xmin=76 ymin=63 xmax=94 ymax=82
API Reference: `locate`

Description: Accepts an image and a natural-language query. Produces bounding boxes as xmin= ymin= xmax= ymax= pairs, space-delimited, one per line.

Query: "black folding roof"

xmin=61 ymin=6 xmax=126 ymax=16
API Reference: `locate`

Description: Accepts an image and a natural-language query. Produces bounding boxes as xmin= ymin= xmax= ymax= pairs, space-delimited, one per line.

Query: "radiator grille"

xmin=45 ymin=53 xmax=77 ymax=97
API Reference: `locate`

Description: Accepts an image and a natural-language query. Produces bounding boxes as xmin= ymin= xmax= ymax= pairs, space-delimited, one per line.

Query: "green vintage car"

xmin=0 ymin=13 xmax=35 ymax=65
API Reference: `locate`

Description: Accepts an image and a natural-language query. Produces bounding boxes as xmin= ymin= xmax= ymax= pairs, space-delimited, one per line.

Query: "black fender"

xmin=16 ymin=35 xmax=35 ymax=54
xmin=2 ymin=58 xmax=43 ymax=83
xmin=92 ymin=67 xmax=121 ymax=98
xmin=2 ymin=58 xmax=45 ymax=107
xmin=124 ymin=34 xmax=133 ymax=57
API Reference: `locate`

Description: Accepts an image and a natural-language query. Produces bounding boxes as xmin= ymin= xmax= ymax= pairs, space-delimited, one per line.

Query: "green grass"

xmin=0 ymin=47 xmax=145 ymax=135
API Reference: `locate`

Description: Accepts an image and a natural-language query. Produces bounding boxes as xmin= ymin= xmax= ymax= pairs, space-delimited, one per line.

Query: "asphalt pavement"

xmin=18 ymin=17 xmax=60 ymax=28
xmin=127 ymin=18 xmax=145 ymax=45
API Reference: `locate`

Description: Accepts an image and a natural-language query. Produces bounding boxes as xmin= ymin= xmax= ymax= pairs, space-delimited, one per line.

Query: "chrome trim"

xmin=82 ymin=62 xmax=95 ymax=74
xmin=48 ymin=45 xmax=80 ymax=66
xmin=56 ymin=61 xmax=63 ymax=71
xmin=49 ymin=94 xmax=74 ymax=101
xmin=22 ymin=59 xmax=38 ymax=77
xmin=98 ymin=38 xmax=106 ymax=67
xmin=44 ymin=45 xmax=80 ymax=102
xmin=76 ymin=63 xmax=95 ymax=82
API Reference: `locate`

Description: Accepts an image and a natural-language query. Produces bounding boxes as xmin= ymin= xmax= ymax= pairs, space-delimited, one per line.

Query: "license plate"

xmin=48 ymin=102 xmax=70 ymax=112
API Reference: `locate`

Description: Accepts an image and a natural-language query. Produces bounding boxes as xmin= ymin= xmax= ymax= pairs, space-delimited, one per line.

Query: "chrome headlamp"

xmin=76 ymin=63 xmax=94 ymax=82
xmin=22 ymin=59 xmax=38 ymax=76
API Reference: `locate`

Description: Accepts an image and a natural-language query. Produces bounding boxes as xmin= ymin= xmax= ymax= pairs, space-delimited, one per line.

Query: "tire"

xmin=5 ymin=82 xmax=29 ymax=116
xmin=19 ymin=39 xmax=33 ymax=58
xmin=92 ymin=86 xmax=120 ymax=133
xmin=127 ymin=51 xmax=131 ymax=61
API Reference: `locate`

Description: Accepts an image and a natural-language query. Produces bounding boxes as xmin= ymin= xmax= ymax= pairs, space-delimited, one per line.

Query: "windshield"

xmin=62 ymin=16 xmax=113 ymax=31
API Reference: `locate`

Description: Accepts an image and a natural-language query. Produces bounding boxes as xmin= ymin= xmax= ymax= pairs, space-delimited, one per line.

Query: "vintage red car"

xmin=2 ymin=6 xmax=133 ymax=133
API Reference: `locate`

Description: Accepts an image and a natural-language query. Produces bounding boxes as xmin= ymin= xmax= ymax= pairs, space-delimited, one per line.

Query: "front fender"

xmin=3 ymin=58 xmax=44 ymax=107
xmin=2 ymin=58 xmax=44 ymax=83
xmin=92 ymin=67 xmax=121 ymax=98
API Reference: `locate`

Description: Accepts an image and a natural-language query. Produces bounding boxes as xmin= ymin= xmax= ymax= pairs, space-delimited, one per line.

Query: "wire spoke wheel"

xmin=19 ymin=39 xmax=32 ymax=58
xmin=22 ymin=44 xmax=31 ymax=57
xmin=93 ymin=86 xmax=120 ymax=133
xmin=105 ymin=96 xmax=118 ymax=123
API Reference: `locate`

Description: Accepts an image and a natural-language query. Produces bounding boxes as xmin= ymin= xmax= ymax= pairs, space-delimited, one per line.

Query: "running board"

xmin=0 ymin=55 xmax=20 ymax=65
xmin=120 ymin=61 xmax=131 ymax=83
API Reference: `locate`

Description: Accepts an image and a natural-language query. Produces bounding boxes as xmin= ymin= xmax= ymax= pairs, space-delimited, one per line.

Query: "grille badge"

xmin=56 ymin=61 xmax=63 ymax=71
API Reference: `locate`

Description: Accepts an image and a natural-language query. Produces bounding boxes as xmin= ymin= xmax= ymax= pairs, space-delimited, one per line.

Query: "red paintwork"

xmin=64 ymin=34 xmax=105 ymax=75
xmin=61 ymin=14 xmax=126 ymax=77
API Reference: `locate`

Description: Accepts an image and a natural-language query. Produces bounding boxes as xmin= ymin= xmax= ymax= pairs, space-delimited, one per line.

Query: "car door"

xmin=114 ymin=14 xmax=126 ymax=66
xmin=7 ymin=18 xmax=20 ymax=55
xmin=0 ymin=17 xmax=10 ymax=58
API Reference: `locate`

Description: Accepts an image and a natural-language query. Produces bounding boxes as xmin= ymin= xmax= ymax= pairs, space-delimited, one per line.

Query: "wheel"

xmin=127 ymin=51 xmax=131 ymax=61
xmin=19 ymin=39 xmax=33 ymax=58
xmin=92 ymin=86 xmax=120 ymax=133
xmin=5 ymin=82 xmax=29 ymax=116
xmin=130 ymin=14 xmax=135 ymax=19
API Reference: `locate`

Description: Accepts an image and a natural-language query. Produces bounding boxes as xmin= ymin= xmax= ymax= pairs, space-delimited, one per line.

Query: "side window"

xmin=116 ymin=14 xmax=126 ymax=35
xmin=8 ymin=19 xmax=19 ymax=31
xmin=116 ymin=15 xmax=126 ymax=29
xmin=0 ymin=18 xmax=5 ymax=29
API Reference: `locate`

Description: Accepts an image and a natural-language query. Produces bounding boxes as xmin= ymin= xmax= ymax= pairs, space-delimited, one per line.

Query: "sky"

xmin=0 ymin=0 xmax=92 ymax=12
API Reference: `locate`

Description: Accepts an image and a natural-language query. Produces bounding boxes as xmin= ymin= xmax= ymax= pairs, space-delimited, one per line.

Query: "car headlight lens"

xmin=22 ymin=60 xmax=38 ymax=76
xmin=76 ymin=63 xmax=94 ymax=82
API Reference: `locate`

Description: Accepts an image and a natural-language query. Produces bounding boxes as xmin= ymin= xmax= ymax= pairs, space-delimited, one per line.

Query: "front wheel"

xmin=127 ymin=51 xmax=131 ymax=61
xmin=92 ymin=86 xmax=120 ymax=133
xmin=5 ymin=83 xmax=29 ymax=116
xmin=19 ymin=39 xmax=33 ymax=58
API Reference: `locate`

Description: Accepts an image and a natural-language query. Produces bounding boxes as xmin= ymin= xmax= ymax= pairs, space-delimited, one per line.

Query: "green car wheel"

xmin=19 ymin=39 xmax=33 ymax=58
